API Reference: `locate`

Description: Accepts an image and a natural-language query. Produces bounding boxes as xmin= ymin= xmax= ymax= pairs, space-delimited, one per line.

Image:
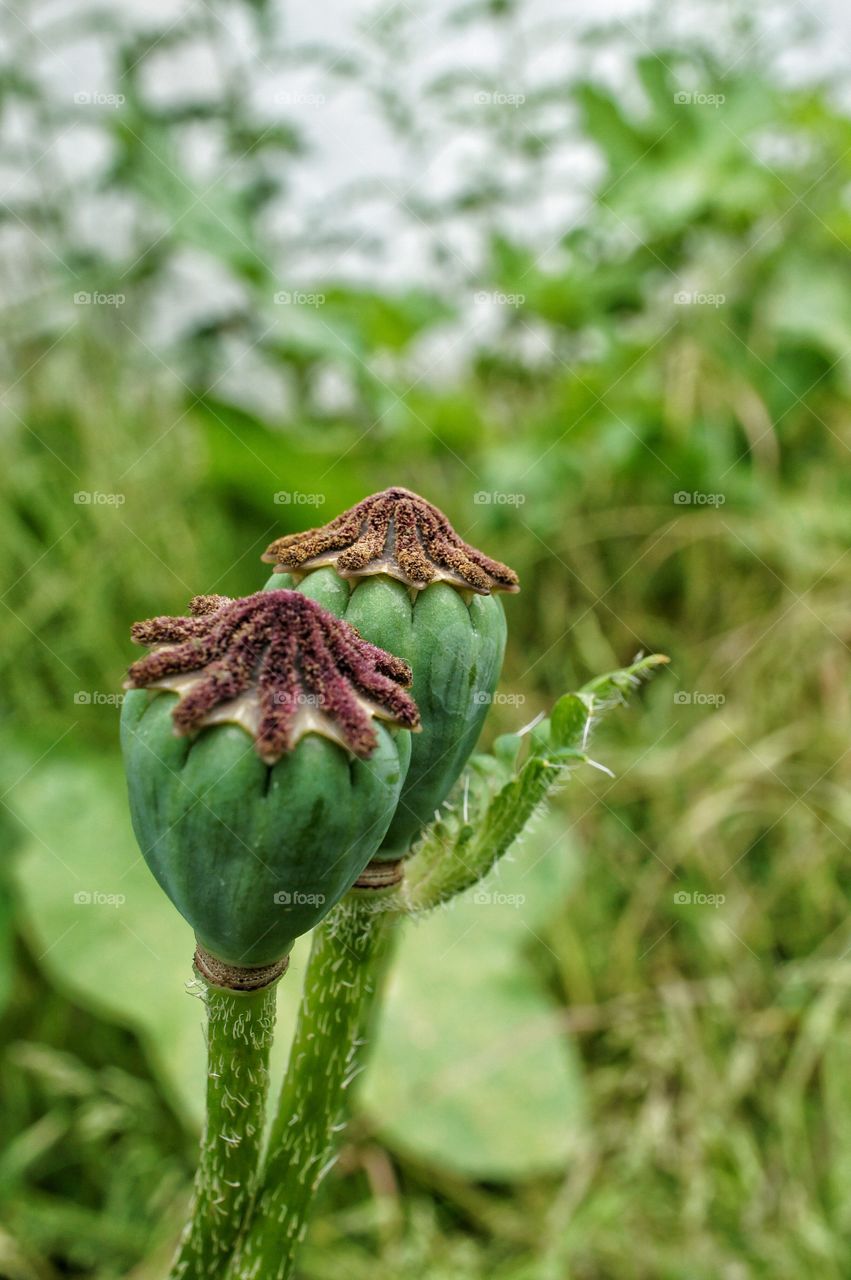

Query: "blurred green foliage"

xmin=2 ymin=0 xmax=851 ymax=1276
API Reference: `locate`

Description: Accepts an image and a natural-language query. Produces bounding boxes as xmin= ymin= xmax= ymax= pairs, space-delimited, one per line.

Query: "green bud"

xmin=120 ymin=590 xmax=418 ymax=973
xmin=261 ymin=488 xmax=519 ymax=858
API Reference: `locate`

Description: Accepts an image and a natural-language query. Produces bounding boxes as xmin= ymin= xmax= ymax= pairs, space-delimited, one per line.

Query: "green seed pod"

xmin=261 ymin=488 xmax=519 ymax=859
xmin=120 ymin=590 xmax=419 ymax=976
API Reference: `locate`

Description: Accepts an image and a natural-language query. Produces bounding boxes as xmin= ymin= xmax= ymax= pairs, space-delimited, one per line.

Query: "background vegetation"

xmin=2 ymin=1 xmax=851 ymax=1276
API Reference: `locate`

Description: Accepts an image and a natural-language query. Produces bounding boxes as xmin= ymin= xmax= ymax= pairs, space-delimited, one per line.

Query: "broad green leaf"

xmin=371 ymin=656 xmax=667 ymax=1176
xmin=763 ymin=255 xmax=851 ymax=379
xmin=360 ymin=819 xmax=586 ymax=1179
xmin=7 ymin=753 xmax=306 ymax=1129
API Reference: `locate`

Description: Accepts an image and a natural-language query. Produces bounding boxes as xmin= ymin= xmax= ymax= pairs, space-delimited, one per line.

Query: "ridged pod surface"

xmin=120 ymin=591 xmax=417 ymax=967
xmin=262 ymin=489 xmax=518 ymax=859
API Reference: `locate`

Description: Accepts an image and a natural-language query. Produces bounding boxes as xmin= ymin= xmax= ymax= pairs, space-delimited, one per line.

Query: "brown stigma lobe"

xmin=126 ymin=590 xmax=419 ymax=763
xmin=261 ymin=487 xmax=520 ymax=595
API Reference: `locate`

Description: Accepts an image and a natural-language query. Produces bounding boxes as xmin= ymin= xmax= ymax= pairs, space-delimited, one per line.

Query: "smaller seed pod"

xmin=120 ymin=590 xmax=419 ymax=978
xmin=261 ymin=488 xmax=519 ymax=859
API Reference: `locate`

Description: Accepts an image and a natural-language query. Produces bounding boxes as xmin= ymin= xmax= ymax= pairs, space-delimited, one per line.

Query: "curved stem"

xmin=226 ymin=892 xmax=398 ymax=1280
xmin=170 ymin=976 xmax=278 ymax=1280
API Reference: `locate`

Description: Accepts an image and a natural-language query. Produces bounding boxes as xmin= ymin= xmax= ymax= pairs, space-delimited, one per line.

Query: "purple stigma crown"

xmin=125 ymin=590 xmax=420 ymax=763
xmin=261 ymin=487 xmax=520 ymax=595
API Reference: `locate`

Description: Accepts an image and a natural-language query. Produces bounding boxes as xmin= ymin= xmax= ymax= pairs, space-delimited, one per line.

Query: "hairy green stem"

xmin=403 ymin=754 xmax=565 ymax=912
xmin=170 ymin=976 xmax=278 ymax=1280
xmin=226 ymin=893 xmax=398 ymax=1280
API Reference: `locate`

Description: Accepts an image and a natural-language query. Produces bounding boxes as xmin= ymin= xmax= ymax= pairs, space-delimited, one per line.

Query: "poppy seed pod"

xmin=120 ymin=590 xmax=418 ymax=978
xmin=261 ymin=488 xmax=519 ymax=859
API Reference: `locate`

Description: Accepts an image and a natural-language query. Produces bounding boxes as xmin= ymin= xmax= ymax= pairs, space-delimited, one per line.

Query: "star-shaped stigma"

xmin=125 ymin=590 xmax=420 ymax=763
xmin=261 ymin=487 xmax=520 ymax=595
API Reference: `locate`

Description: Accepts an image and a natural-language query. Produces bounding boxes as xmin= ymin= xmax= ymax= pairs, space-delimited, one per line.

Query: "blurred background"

xmin=2 ymin=0 xmax=851 ymax=1275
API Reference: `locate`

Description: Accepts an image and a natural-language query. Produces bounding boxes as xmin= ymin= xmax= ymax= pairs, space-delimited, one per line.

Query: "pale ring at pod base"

xmin=261 ymin=487 xmax=519 ymax=860
xmin=120 ymin=589 xmax=419 ymax=974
